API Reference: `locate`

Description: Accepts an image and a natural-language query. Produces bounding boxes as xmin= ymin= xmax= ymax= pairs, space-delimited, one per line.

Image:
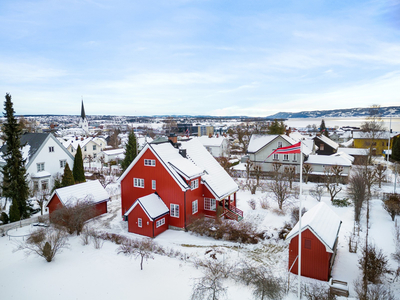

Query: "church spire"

xmin=81 ymin=99 xmax=86 ymax=120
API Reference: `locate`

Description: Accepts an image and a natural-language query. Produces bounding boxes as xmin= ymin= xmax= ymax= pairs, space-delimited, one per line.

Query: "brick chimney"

xmin=168 ymin=133 xmax=177 ymax=144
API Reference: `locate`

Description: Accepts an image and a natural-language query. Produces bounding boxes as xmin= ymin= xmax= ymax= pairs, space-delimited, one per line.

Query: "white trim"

xmin=170 ymin=204 xmax=179 ymax=218
xmin=192 ymin=199 xmax=198 ymax=214
xmin=134 ymin=178 xmax=144 ymax=188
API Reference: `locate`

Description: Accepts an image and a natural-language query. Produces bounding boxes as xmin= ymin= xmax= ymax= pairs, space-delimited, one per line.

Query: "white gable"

xmin=316 ymin=135 xmax=339 ymax=150
xmin=286 ymin=202 xmax=341 ymax=253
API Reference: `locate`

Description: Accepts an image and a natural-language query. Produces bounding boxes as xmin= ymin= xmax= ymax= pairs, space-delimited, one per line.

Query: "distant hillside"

xmin=268 ymin=106 xmax=400 ymax=119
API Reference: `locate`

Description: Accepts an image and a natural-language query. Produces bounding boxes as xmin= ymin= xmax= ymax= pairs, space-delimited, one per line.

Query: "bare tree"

xmin=324 ymin=166 xmax=342 ymax=202
xmin=15 ymin=227 xmax=69 ymax=262
xmin=302 ymin=164 xmax=313 ymax=184
xmin=109 ymin=129 xmax=121 ymax=148
xmin=283 ymin=165 xmax=296 ymax=189
xmin=215 ymin=156 xmax=232 ymax=175
xmin=243 ymin=161 xmax=262 ymax=194
xmin=363 ymin=166 xmax=377 ymax=196
xmin=347 ymin=169 xmax=367 ymax=224
xmin=268 ymin=173 xmax=291 ymax=210
xmin=50 ymin=198 xmax=96 ymax=235
xmin=309 ymin=184 xmax=324 ymax=202
xmin=117 ymin=238 xmax=155 ymax=270
xmin=227 ymin=123 xmax=251 ymax=153
xmin=330 ymin=164 xmax=344 ymax=185
xmin=375 ymin=164 xmax=386 ymax=188
xmin=383 ymin=194 xmax=400 ymax=221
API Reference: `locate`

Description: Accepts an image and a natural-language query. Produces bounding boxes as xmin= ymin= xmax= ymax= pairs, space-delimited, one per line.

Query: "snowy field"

xmin=1 ymin=179 xmax=400 ymax=300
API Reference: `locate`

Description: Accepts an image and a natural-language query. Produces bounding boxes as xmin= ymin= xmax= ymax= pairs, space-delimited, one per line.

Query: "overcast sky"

xmin=1 ymin=0 xmax=399 ymax=116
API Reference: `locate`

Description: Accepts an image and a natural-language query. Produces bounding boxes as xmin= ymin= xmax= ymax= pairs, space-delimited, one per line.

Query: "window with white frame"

xmin=283 ymin=154 xmax=289 ymax=161
xmin=156 ymin=218 xmax=165 ymax=228
xmin=59 ymin=160 xmax=67 ymax=168
xmin=191 ymin=179 xmax=199 ymax=190
xmin=273 ymin=153 xmax=279 ymax=160
xmin=144 ymin=159 xmax=156 ymax=166
xmin=93 ymin=145 xmax=97 ymax=151
xmin=152 ymin=180 xmax=156 ymax=190
xmin=138 ymin=218 xmax=142 ymax=227
xmin=133 ymin=178 xmax=144 ymax=188
xmin=49 ymin=146 xmax=54 ymax=153
xmin=204 ymin=198 xmax=216 ymax=211
xmin=192 ymin=200 xmax=198 ymax=214
xmin=293 ymin=154 xmax=297 ymax=161
xmin=37 ymin=163 xmax=45 ymax=172
xmin=277 ymin=141 xmax=282 ymax=148
xmin=41 ymin=180 xmax=49 ymax=191
xmin=170 ymin=204 xmax=179 ymax=218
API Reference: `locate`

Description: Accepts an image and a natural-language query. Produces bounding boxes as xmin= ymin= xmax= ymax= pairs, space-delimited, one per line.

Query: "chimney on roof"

xmin=179 ymin=149 xmax=187 ymax=158
xmin=168 ymin=133 xmax=177 ymax=144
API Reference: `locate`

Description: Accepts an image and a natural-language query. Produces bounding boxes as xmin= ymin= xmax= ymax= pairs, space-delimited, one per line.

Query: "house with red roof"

xmin=119 ymin=137 xmax=241 ymax=237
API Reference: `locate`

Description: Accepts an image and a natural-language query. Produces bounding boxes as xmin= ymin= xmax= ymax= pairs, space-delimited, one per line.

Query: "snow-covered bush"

xmin=290 ymin=207 xmax=307 ymax=227
xmin=358 ymin=244 xmax=390 ymax=284
xmin=301 ymin=282 xmax=333 ymax=300
xmin=309 ymin=184 xmax=324 ymax=202
xmin=117 ymin=238 xmax=155 ymax=270
xmin=248 ymin=199 xmax=256 ymax=210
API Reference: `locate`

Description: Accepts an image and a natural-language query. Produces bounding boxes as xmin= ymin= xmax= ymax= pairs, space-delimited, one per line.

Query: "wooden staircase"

xmin=223 ymin=206 xmax=243 ymax=221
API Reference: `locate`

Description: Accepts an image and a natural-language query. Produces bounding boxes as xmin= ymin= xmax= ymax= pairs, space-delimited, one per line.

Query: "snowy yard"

xmin=1 ymin=180 xmax=399 ymax=300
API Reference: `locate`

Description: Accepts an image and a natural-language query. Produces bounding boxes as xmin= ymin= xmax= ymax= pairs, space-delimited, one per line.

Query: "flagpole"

xmin=298 ymin=140 xmax=303 ymax=299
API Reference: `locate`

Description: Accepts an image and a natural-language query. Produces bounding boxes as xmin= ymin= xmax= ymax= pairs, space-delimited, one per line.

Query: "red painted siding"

xmin=153 ymin=215 xmax=169 ymax=237
xmin=47 ymin=195 xmax=63 ymax=215
xmin=288 ymin=229 xmax=332 ymax=281
xmin=94 ymin=201 xmax=108 ymax=217
xmin=127 ymin=204 xmax=154 ymax=237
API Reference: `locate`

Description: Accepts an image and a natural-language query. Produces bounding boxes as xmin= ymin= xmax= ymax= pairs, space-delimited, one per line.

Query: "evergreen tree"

xmin=72 ymin=145 xmax=85 ymax=183
xmin=392 ymin=135 xmax=400 ymax=162
xmin=1 ymin=93 xmax=30 ymax=219
xmin=267 ymin=120 xmax=286 ymax=135
xmin=319 ymin=119 xmax=329 ymax=137
xmin=122 ymin=131 xmax=137 ymax=171
xmin=9 ymin=199 xmax=20 ymax=222
xmin=61 ymin=163 xmax=75 ymax=187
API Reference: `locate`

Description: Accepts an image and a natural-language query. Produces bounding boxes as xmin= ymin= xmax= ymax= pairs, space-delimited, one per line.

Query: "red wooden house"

xmin=47 ymin=180 xmax=109 ymax=217
xmin=119 ymin=138 xmax=241 ymax=237
xmin=285 ymin=202 xmax=342 ymax=281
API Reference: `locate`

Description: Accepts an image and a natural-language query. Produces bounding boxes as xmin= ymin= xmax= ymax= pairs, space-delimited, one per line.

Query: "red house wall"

xmin=288 ymin=228 xmax=332 ymax=281
xmin=127 ymin=205 xmax=154 ymax=237
xmin=94 ymin=201 xmax=108 ymax=217
xmin=153 ymin=215 xmax=169 ymax=237
xmin=47 ymin=195 xmax=63 ymax=215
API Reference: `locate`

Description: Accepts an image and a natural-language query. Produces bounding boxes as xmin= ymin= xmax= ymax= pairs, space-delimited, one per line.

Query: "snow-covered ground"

xmin=1 ymin=179 xmax=399 ymax=299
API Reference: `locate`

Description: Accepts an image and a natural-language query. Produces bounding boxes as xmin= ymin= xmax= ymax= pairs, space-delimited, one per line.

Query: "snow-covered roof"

xmin=31 ymin=171 xmax=51 ymax=178
xmin=181 ymin=139 xmax=239 ymax=200
xmin=337 ymin=147 xmax=369 ymax=156
xmin=124 ymin=193 xmax=169 ymax=220
xmin=102 ymin=148 xmax=125 ymax=156
xmin=196 ymin=136 xmax=226 ymax=147
xmin=340 ymin=138 xmax=353 ymax=147
xmin=305 ymin=154 xmax=353 ymax=167
xmin=168 ymin=158 xmax=204 ymax=180
xmin=331 ymin=152 xmax=355 ymax=163
xmin=315 ymin=135 xmax=339 ymax=150
xmin=286 ymin=202 xmax=342 ymax=253
xmin=50 ymin=180 xmax=109 ymax=207
xmin=352 ymin=131 xmax=399 ymax=140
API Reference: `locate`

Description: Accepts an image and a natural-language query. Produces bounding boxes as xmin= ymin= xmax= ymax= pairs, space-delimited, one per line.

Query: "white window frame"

xmin=204 ymin=198 xmax=216 ymax=211
xmin=273 ymin=153 xmax=279 ymax=160
xmin=144 ymin=159 xmax=156 ymax=166
xmin=283 ymin=154 xmax=289 ymax=161
xmin=138 ymin=218 xmax=142 ymax=228
xmin=152 ymin=180 xmax=156 ymax=190
xmin=59 ymin=160 xmax=67 ymax=168
xmin=37 ymin=163 xmax=45 ymax=172
xmin=156 ymin=218 xmax=165 ymax=228
xmin=49 ymin=146 xmax=54 ymax=153
xmin=293 ymin=154 xmax=297 ymax=162
xmin=191 ymin=179 xmax=199 ymax=190
xmin=277 ymin=141 xmax=282 ymax=148
xmin=93 ymin=145 xmax=97 ymax=151
xmin=170 ymin=204 xmax=179 ymax=218
xmin=133 ymin=178 xmax=144 ymax=188
xmin=192 ymin=200 xmax=198 ymax=214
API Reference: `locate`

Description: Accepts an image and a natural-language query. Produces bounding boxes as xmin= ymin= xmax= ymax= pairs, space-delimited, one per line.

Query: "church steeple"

xmin=81 ymin=100 xmax=86 ymax=120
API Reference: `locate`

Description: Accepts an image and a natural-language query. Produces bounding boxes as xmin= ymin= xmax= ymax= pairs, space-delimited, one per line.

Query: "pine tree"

xmin=267 ymin=120 xmax=286 ymax=135
xmin=319 ymin=119 xmax=329 ymax=137
xmin=121 ymin=131 xmax=138 ymax=171
xmin=72 ymin=145 xmax=85 ymax=183
xmin=61 ymin=163 xmax=75 ymax=187
xmin=1 ymin=94 xmax=31 ymax=219
xmin=392 ymin=135 xmax=400 ymax=162
xmin=9 ymin=197 xmax=21 ymax=222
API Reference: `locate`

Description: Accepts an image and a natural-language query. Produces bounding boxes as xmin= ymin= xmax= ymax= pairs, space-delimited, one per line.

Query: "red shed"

xmin=46 ymin=180 xmax=109 ymax=218
xmin=119 ymin=138 xmax=241 ymax=237
xmin=285 ymin=202 xmax=341 ymax=281
xmin=124 ymin=193 xmax=169 ymax=238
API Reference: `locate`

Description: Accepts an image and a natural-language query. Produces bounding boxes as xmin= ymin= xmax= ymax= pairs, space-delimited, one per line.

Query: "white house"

xmin=98 ymin=148 xmax=125 ymax=163
xmin=305 ymin=153 xmax=353 ymax=176
xmin=247 ymin=134 xmax=312 ymax=173
xmin=62 ymin=136 xmax=107 ymax=161
xmin=196 ymin=136 xmax=229 ymax=157
xmin=0 ymin=133 xmax=75 ymax=193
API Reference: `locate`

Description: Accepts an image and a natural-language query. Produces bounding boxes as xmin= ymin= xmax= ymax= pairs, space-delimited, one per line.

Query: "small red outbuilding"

xmin=285 ymin=202 xmax=342 ymax=281
xmin=46 ymin=180 xmax=109 ymax=218
xmin=124 ymin=193 xmax=169 ymax=238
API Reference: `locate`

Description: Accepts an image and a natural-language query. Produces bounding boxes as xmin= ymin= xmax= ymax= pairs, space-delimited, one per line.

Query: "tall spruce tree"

xmin=1 ymin=94 xmax=30 ymax=219
xmin=121 ymin=131 xmax=137 ymax=171
xmin=392 ymin=135 xmax=400 ymax=162
xmin=61 ymin=163 xmax=75 ymax=187
xmin=72 ymin=145 xmax=85 ymax=183
xmin=267 ymin=119 xmax=286 ymax=135
xmin=319 ymin=119 xmax=329 ymax=137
